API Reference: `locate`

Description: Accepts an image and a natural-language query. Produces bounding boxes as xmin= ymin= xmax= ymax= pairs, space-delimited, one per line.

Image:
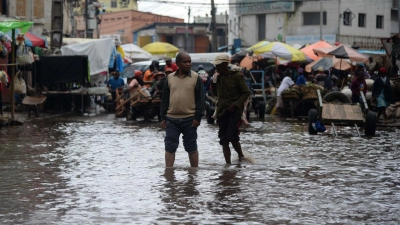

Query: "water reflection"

xmin=0 ymin=114 xmax=399 ymax=224
xmin=207 ymin=166 xmax=251 ymax=223
xmin=158 ymin=168 xmax=200 ymax=223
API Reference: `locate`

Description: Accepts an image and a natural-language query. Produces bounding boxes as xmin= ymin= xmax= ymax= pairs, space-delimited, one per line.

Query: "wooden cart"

xmin=114 ymin=88 xmax=161 ymax=121
xmin=308 ymin=89 xmax=377 ymax=136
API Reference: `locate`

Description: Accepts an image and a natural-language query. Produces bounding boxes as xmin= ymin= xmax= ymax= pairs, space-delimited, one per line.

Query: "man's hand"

xmin=192 ymin=119 xmax=200 ymax=128
xmin=161 ymin=120 xmax=167 ymax=129
xmin=227 ymin=104 xmax=236 ymax=112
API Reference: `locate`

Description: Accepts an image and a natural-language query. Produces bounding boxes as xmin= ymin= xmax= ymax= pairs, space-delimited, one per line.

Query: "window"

xmin=111 ymin=0 xmax=117 ymax=8
xmin=358 ymin=13 xmax=366 ymax=27
xmin=376 ymin=15 xmax=383 ymax=29
xmin=257 ymin=14 xmax=266 ymax=41
xmin=343 ymin=11 xmax=352 ymax=26
xmin=303 ymin=12 xmax=327 ymax=26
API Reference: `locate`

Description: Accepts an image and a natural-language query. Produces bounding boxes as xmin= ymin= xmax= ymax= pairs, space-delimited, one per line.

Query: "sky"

xmin=137 ymin=0 xmax=230 ymax=22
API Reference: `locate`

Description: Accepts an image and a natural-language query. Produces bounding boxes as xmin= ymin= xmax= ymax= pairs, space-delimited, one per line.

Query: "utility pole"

xmin=320 ymin=0 xmax=323 ymax=40
xmin=70 ymin=1 xmax=75 ymax=37
xmin=185 ymin=7 xmax=190 ymax=52
xmin=211 ymin=0 xmax=217 ymax=52
xmin=85 ymin=0 xmax=89 ymax=38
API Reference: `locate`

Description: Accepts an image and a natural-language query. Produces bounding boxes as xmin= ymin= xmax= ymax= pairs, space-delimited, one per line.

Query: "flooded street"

xmin=1 ymin=114 xmax=400 ymax=224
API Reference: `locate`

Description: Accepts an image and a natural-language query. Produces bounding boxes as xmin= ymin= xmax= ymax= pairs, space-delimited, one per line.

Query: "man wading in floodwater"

xmin=211 ymin=54 xmax=250 ymax=164
xmin=160 ymin=52 xmax=205 ymax=167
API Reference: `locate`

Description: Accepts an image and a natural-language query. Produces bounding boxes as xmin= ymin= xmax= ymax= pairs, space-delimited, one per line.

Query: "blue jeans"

xmin=165 ymin=116 xmax=197 ymax=153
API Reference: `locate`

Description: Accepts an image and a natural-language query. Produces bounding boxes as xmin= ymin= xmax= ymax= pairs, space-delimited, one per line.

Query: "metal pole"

xmin=211 ymin=0 xmax=218 ymax=52
xmin=11 ymin=29 xmax=15 ymax=120
xmin=85 ymin=0 xmax=88 ymax=38
xmin=70 ymin=0 xmax=75 ymax=37
xmin=320 ymin=0 xmax=323 ymax=40
xmin=185 ymin=7 xmax=190 ymax=51
xmin=398 ymin=0 xmax=400 ymax=32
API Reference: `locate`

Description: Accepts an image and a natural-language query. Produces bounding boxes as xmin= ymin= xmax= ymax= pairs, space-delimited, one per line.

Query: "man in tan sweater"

xmin=160 ymin=52 xmax=205 ymax=167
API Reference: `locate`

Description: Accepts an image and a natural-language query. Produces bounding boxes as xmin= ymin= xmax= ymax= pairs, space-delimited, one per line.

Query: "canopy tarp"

xmin=61 ymin=38 xmax=114 ymax=75
xmin=121 ymin=43 xmax=151 ymax=59
xmin=0 ymin=21 xmax=33 ymax=33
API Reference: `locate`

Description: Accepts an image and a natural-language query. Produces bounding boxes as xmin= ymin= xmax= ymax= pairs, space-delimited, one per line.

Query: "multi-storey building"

xmin=228 ymin=0 xmax=398 ymax=51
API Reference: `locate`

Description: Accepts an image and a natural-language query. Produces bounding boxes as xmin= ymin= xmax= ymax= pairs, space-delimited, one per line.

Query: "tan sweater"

xmin=166 ymin=71 xmax=199 ymax=118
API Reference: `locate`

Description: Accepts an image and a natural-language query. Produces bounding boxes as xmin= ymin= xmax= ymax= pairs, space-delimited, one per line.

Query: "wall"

xmin=339 ymin=0 xmax=391 ymax=38
xmin=286 ymin=0 xmax=339 ymax=37
xmin=99 ymin=10 xmax=183 ymax=44
xmin=8 ymin=0 xmax=50 ymax=35
xmin=99 ymin=0 xmax=138 ymax=13
xmin=229 ymin=0 xmax=398 ymax=50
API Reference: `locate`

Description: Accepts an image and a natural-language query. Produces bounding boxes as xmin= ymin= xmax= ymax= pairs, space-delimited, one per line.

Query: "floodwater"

xmin=0 ymin=113 xmax=400 ymax=224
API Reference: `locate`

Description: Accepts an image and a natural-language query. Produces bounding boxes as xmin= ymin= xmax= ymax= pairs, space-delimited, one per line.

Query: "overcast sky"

xmin=138 ymin=0 xmax=230 ymax=22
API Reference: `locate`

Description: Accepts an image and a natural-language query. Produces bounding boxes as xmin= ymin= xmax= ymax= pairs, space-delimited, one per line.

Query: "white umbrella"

xmin=121 ymin=43 xmax=152 ymax=60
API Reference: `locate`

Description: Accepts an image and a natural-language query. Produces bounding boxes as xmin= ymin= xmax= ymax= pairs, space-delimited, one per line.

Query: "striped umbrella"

xmin=254 ymin=41 xmax=306 ymax=62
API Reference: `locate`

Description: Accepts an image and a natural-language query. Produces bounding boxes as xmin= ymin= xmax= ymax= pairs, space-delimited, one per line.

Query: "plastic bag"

xmin=0 ymin=44 xmax=7 ymax=58
xmin=16 ymin=44 xmax=34 ymax=65
xmin=14 ymin=73 xmax=26 ymax=94
xmin=312 ymin=120 xmax=326 ymax=132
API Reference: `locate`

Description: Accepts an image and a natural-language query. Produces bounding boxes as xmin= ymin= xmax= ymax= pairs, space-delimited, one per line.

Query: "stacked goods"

xmin=302 ymin=83 xmax=324 ymax=100
xmin=386 ymin=102 xmax=400 ymax=118
xmin=281 ymin=88 xmax=300 ymax=99
xmin=365 ymin=79 xmax=374 ymax=92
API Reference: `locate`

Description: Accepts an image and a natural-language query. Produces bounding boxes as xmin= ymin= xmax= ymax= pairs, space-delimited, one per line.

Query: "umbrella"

xmin=230 ymin=50 xmax=248 ymax=64
xmin=247 ymin=40 xmax=270 ymax=51
xmin=305 ymin=57 xmax=351 ymax=73
xmin=239 ymin=55 xmax=258 ymax=69
xmin=121 ymin=43 xmax=152 ymax=60
xmin=142 ymin=42 xmax=179 ymax=57
xmin=6 ymin=30 xmax=48 ymax=48
xmin=313 ymin=44 xmax=369 ymax=63
xmin=254 ymin=42 xmax=306 ymax=62
xmin=301 ymin=40 xmax=332 ymax=61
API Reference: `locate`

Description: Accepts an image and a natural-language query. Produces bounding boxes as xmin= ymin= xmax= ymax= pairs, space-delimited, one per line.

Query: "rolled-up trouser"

xmin=165 ymin=116 xmax=197 ymax=153
xmin=217 ymin=111 xmax=241 ymax=145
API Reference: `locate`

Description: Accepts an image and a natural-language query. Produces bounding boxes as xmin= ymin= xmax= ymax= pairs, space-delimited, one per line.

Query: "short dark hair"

xmin=175 ymin=52 xmax=188 ymax=64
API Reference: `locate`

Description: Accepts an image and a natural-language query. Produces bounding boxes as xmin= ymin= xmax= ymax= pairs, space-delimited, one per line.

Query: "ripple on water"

xmin=0 ymin=115 xmax=399 ymax=224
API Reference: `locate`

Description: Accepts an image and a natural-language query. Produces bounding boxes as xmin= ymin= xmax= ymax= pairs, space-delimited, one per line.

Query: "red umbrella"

xmin=24 ymin=32 xmax=48 ymax=48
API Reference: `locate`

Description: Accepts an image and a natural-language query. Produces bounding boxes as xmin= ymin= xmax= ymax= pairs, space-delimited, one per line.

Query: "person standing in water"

xmin=160 ymin=52 xmax=205 ymax=167
xmin=211 ymin=54 xmax=250 ymax=164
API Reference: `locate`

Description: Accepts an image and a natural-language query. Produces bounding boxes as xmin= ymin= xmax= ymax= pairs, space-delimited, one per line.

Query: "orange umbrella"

xmin=301 ymin=40 xmax=332 ymax=61
xmin=239 ymin=55 xmax=258 ymax=69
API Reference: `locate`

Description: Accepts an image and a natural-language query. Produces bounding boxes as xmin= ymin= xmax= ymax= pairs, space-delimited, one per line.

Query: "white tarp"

xmin=121 ymin=43 xmax=152 ymax=60
xmin=61 ymin=38 xmax=114 ymax=75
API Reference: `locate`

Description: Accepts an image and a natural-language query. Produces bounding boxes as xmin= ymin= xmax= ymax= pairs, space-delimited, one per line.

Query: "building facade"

xmin=228 ymin=0 xmax=399 ymax=51
xmin=97 ymin=10 xmax=183 ymax=43
xmin=133 ymin=22 xmax=228 ymax=53
xmin=3 ymin=0 xmax=52 ymax=35
xmin=99 ymin=0 xmax=138 ymax=13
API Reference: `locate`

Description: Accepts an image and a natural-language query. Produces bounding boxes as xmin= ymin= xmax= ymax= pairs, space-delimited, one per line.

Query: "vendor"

xmin=296 ymin=68 xmax=306 ymax=85
xmin=107 ymin=70 xmax=125 ymax=102
xmin=350 ymin=71 xmax=367 ymax=103
xmin=275 ymin=71 xmax=295 ymax=114
xmin=313 ymin=67 xmax=326 ymax=87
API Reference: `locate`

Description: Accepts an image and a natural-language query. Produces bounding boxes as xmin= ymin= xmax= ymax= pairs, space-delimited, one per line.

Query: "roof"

xmin=133 ymin=22 xmax=226 ymax=33
xmin=100 ymin=9 xmax=184 ymax=22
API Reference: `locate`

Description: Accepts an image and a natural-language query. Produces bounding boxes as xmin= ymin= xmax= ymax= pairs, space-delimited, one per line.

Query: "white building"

xmin=228 ymin=0 xmax=398 ymax=51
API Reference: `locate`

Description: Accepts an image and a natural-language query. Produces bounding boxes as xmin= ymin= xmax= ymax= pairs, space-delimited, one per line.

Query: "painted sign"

xmin=236 ymin=0 xmax=294 ymax=15
xmin=285 ymin=35 xmax=336 ymax=45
